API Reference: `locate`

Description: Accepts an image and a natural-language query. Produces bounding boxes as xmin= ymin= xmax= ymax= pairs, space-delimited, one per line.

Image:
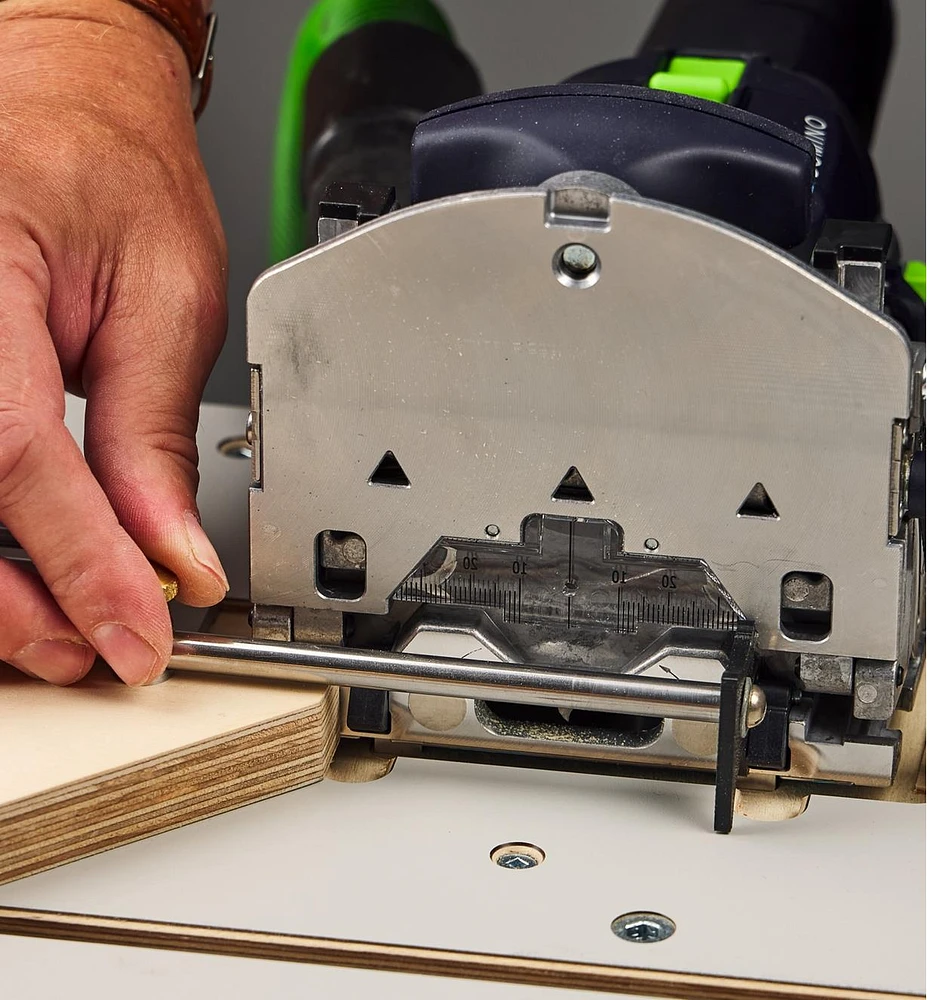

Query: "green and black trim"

xmin=270 ymin=0 xmax=479 ymax=263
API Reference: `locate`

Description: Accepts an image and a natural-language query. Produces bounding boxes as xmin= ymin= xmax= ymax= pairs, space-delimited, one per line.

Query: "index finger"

xmin=0 ymin=257 xmax=172 ymax=684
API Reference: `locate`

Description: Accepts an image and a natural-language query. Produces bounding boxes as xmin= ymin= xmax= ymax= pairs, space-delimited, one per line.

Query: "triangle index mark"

xmin=552 ymin=466 xmax=594 ymax=503
xmin=737 ymin=482 xmax=779 ymax=519
xmin=368 ymin=450 xmax=411 ymax=488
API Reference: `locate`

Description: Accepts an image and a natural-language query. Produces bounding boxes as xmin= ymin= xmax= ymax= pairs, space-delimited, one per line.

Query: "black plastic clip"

xmin=714 ymin=623 xmax=758 ymax=834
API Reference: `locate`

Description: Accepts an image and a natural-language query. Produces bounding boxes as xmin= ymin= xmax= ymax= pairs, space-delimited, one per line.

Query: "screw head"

xmin=554 ymin=244 xmax=601 ymax=288
xmin=561 ymin=243 xmax=597 ymax=276
xmin=490 ymin=842 xmax=545 ymax=870
xmin=611 ymin=912 xmax=675 ymax=944
xmin=485 ymin=524 xmax=501 ymax=537
xmin=783 ymin=577 xmax=811 ymax=603
xmin=644 ymin=537 xmax=660 ymax=551
xmin=497 ymin=853 xmax=536 ymax=870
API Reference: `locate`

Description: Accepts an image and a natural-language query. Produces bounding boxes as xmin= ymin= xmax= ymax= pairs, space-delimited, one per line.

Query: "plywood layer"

xmin=0 ymin=664 xmax=338 ymax=885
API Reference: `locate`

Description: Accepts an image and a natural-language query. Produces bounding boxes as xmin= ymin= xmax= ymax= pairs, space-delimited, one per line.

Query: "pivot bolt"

xmin=554 ymin=243 xmax=601 ymax=288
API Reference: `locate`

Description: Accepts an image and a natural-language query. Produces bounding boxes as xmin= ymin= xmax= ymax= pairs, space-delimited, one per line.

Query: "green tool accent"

xmin=903 ymin=260 xmax=926 ymax=302
xmin=649 ymin=56 xmax=746 ymax=104
xmin=271 ymin=0 xmax=453 ymax=264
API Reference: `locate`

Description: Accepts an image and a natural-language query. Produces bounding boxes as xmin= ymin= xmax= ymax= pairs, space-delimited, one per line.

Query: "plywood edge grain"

xmin=0 ymin=906 xmax=915 ymax=1000
xmin=0 ymin=687 xmax=339 ymax=885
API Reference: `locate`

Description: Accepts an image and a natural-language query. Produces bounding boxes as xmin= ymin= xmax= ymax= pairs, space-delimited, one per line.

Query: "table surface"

xmin=0 ymin=400 xmax=921 ymax=998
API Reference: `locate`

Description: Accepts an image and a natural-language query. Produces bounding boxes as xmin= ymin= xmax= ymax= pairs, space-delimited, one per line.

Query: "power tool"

xmin=172 ymin=0 xmax=925 ymax=834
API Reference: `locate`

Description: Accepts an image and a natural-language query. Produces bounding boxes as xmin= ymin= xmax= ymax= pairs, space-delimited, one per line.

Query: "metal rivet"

xmin=644 ymin=537 xmax=659 ymax=551
xmin=745 ymin=683 xmax=768 ymax=730
xmin=554 ymin=244 xmax=600 ymax=288
xmin=856 ymin=683 xmax=878 ymax=705
xmin=485 ymin=524 xmax=501 ymax=537
xmin=611 ymin=912 xmax=675 ymax=943
xmin=490 ymin=843 xmax=545 ymax=869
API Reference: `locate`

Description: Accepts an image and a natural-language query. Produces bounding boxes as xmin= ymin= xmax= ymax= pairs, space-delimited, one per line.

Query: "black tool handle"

xmin=639 ymin=0 xmax=893 ymax=146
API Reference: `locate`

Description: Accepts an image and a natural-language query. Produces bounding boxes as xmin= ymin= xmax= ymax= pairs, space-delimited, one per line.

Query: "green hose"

xmin=270 ymin=0 xmax=453 ymax=264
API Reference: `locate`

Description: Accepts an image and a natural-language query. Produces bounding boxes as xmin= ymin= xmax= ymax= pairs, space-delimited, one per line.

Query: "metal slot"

xmin=477 ymin=700 xmax=664 ymax=749
xmin=780 ymin=572 xmax=833 ymax=640
xmin=316 ymin=531 xmax=367 ymax=600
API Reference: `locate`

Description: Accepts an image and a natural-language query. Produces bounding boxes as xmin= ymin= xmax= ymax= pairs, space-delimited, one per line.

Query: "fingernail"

xmin=91 ymin=623 xmax=160 ymax=684
xmin=11 ymin=639 xmax=95 ymax=685
xmin=184 ymin=512 xmax=229 ymax=591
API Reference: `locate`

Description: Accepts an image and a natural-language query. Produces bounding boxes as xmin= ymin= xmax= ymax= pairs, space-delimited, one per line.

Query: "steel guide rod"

xmin=170 ymin=632 xmax=756 ymax=725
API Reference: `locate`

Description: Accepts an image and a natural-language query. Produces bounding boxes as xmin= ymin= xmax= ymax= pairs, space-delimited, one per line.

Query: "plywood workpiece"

xmin=0 ymin=662 xmax=338 ymax=886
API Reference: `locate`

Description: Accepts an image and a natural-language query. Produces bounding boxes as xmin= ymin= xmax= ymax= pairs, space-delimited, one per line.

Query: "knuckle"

xmin=42 ymin=534 xmax=136 ymax=612
xmin=134 ymin=420 xmax=201 ymax=487
xmin=170 ymin=261 xmax=227 ymax=337
xmin=42 ymin=556 xmax=97 ymax=608
xmin=0 ymin=240 xmax=51 ymax=305
xmin=0 ymin=405 xmax=45 ymax=500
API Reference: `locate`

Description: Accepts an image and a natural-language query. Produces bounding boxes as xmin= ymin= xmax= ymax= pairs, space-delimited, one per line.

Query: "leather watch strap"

xmin=123 ymin=0 xmax=214 ymax=115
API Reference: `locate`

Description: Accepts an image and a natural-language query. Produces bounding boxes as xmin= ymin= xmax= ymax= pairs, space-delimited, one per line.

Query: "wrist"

xmin=0 ymin=0 xmax=192 ymax=107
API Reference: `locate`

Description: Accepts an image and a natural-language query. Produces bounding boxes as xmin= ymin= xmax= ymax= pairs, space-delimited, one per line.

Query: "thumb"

xmin=81 ymin=268 xmax=229 ymax=608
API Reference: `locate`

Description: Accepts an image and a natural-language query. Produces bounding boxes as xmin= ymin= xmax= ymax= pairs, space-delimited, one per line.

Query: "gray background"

xmin=198 ymin=0 xmax=926 ymax=404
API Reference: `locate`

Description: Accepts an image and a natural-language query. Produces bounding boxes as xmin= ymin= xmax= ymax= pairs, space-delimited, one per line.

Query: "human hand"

xmin=0 ymin=0 xmax=228 ymax=685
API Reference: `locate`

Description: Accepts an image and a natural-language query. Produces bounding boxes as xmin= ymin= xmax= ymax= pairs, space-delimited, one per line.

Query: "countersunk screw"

xmin=490 ymin=842 xmax=545 ymax=869
xmin=611 ymin=912 xmax=676 ymax=943
xmin=497 ymin=853 xmax=536 ymax=870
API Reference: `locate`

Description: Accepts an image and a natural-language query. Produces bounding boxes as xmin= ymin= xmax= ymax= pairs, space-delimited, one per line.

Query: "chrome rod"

xmin=171 ymin=632 xmax=733 ymax=724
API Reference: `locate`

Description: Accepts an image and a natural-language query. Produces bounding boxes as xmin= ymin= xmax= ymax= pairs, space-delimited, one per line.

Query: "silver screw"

xmin=611 ymin=912 xmax=675 ymax=943
xmin=644 ymin=537 xmax=659 ymax=551
xmin=490 ymin=842 xmax=545 ymax=869
xmin=485 ymin=524 xmax=501 ymax=537
xmin=497 ymin=853 xmax=537 ymax=870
